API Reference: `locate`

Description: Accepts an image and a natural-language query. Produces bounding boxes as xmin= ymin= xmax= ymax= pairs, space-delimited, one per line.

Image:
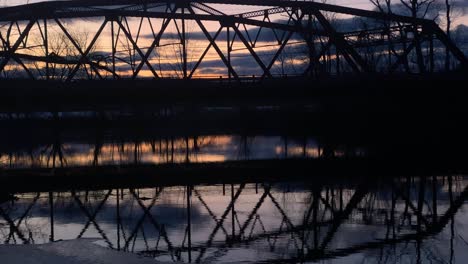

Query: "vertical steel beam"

xmin=116 ymin=189 xmax=121 ymax=250
xmin=429 ymin=37 xmax=434 ymax=73
xmin=49 ymin=192 xmax=54 ymax=242
xmin=306 ymin=14 xmax=316 ymax=77
xmin=186 ymin=185 xmax=192 ymax=262
xmin=182 ymin=7 xmax=187 ymax=79
xmin=227 ymin=26 xmax=231 ymax=80
xmin=44 ymin=19 xmax=49 ymax=80
xmin=432 ymin=176 xmax=438 ymax=223
xmin=231 ymin=184 xmax=236 ymax=237
xmin=111 ymin=20 xmax=117 ymax=79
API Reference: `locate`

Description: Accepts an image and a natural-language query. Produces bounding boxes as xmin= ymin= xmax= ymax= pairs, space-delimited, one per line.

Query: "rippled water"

xmin=1 ymin=112 xmax=468 ymax=264
xmin=1 ymin=176 xmax=468 ymax=263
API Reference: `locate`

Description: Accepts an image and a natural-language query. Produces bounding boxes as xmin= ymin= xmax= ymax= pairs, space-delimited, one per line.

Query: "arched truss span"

xmin=0 ymin=0 xmax=466 ymax=81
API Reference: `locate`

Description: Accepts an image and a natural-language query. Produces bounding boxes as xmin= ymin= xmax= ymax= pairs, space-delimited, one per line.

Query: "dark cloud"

xmin=137 ymin=46 xmax=307 ymax=76
xmin=453 ymin=0 xmax=468 ymax=11
xmin=142 ymin=28 xmax=304 ymax=43
xmin=368 ymin=0 xmax=465 ymax=18
xmin=454 ymin=24 xmax=468 ymax=48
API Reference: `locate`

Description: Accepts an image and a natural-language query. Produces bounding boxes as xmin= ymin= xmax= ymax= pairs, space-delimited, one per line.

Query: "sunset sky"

xmin=1 ymin=0 xmax=467 ymax=78
xmin=1 ymin=0 xmax=467 ymax=25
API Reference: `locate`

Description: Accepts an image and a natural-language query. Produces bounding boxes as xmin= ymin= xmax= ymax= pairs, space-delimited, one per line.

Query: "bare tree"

xmin=370 ymin=0 xmax=440 ymax=73
xmin=399 ymin=0 xmax=437 ymax=72
xmin=30 ymin=25 xmax=101 ymax=80
xmin=369 ymin=0 xmax=412 ymax=72
xmin=370 ymin=0 xmax=394 ymax=13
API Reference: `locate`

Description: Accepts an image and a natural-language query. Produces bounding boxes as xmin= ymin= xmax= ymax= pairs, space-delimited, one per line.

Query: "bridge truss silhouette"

xmin=0 ymin=177 xmax=466 ymax=263
xmin=0 ymin=0 xmax=467 ymax=81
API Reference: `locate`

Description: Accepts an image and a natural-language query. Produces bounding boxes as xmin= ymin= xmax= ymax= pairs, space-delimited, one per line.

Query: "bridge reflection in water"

xmin=0 ymin=134 xmax=360 ymax=169
xmin=1 ymin=176 xmax=466 ymax=263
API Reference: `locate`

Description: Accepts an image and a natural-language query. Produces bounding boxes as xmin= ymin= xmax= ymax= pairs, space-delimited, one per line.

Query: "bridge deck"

xmin=0 ymin=73 xmax=466 ymax=113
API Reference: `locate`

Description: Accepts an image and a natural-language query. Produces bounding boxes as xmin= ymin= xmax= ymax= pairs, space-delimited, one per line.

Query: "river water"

xmin=1 ymin=176 xmax=467 ymax=263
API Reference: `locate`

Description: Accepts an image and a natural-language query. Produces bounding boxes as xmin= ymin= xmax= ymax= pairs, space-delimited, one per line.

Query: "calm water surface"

xmin=1 ymin=119 xmax=467 ymax=263
xmin=0 ymin=134 xmax=365 ymax=168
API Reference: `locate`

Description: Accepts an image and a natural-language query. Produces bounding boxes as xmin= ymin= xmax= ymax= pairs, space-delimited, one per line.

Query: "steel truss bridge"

xmin=0 ymin=0 xmax=467 ymax=82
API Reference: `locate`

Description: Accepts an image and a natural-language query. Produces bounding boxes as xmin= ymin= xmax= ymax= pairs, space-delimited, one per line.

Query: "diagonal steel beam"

xmin=313 ymin=10 xmax=370 ymax=73
xmin=66 ymin=20 xmax=107 ymax=81
xmin=193 ymin=188 xmax=229 ymax=236
xmin=54 ymin=18 xmax=105 ymax=81
xmin=188 ymin=27 xmax=222 ymax=78
xmin=267 ymin=190 xmax=310 ymax=251
xmin=0 ymin=20 xmax=34 ymax=73
xmin=124 ymin=188 xmax=175 ymax=256
xmin=132 ymin=8 xmax=174 ymax=79
xmin=116 ymin=18 xmax=160 ymax=79
xmin=393 ymin=184 xmax=430 ymax=228
xmin=389 ymin=41 xmax=415 ymax=73
xmin=76 ymin=190 xmax=112 ymax=239
xmin=188 ymin=6 xmax=239 ymax=80
xmin=232 ymin=25 xmax=272 ymax=78
xmin=72 ymin=190 xmax=113 ymax=248
xmin=12 ymin=55 xmax=35 ymax=79
xmin=428 ymin=21 xmax=468 ymax=68
xmin=195 ymin=183 xmax=245 ymax=263
xmin=6 ymin=194 xmax=40 ymax=243
xmin=124 ymin=190 xmax=160 ymax=250
xmin=2 ymin=194 xmax=40 ymax=244
xmin=261 ymin=30 xmax=294 ymax=79
xmin=319 ymin=186 xmax=368 ymax=250
xmin=0 ymin=207 xmax=29 ymax=244
xmin=238 ymin=185 xmax=270 ymax=237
